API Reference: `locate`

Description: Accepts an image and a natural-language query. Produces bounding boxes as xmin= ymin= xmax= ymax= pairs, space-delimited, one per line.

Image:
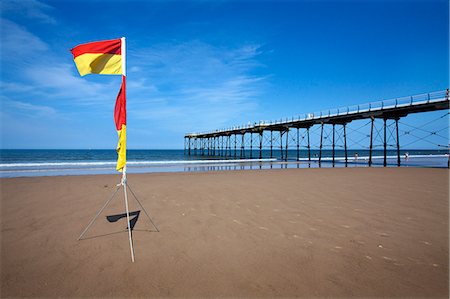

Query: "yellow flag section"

xmin=70 ymin=39 xmax=122 ymax=76
xmin=114 ymin=76 xmax=127 ymax=171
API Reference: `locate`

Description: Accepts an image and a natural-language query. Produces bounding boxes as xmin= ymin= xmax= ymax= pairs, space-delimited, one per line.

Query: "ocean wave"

xmin=298 ymin=154 xmax=449 ymax=161
xmin=0 ymin=158 xmax=278 ymax=168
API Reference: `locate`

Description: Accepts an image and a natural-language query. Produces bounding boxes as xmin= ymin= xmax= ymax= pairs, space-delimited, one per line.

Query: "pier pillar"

xmin=285 ymin=129 xmax=289 ymax=161
xmin=296 ymin=128 xmax=300 ymax=161
xmin=307 ymin=127 xmax=311 ymax=162
xmin=250 ymin=133 xmax=253 ymax=159
xmin=270 ymin=130 xmax=273 ymax=158
xmin=194 ymin=138 xmax=197 ymax=155
xmin=396 ymin=118 xmax=400 ymax=166
xmin=280 ymin=131 xmax=284 ymax=160
xmin=241 ymin=133 xmax=245 ymax=158
xmin=259 ymin=131 xmax=263 ymax=159
xmin=188 ymin=137 xmax=191 ymax=156
xmin=344 ymin=123 xmax=348 ymax=166
xmin=319 ymin=123 xmax=324 ymax=166
xmin=234 ymin=134 xmax=237 ymax=159
xmin=369 ymin=117 xmax=374 ymax=167
xmin=383 ymin=118 xmax=387 ymax=167
xmin=332 ymin=124 xmax=336 ymax=167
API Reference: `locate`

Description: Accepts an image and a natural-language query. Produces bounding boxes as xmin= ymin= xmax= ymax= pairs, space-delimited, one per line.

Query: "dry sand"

xmin=1 ymin=168 xmax=448 ymax=298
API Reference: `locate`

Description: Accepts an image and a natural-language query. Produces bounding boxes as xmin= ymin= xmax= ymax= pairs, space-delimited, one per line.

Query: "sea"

xmin=0 ymin=149 xmax=448 ymax=178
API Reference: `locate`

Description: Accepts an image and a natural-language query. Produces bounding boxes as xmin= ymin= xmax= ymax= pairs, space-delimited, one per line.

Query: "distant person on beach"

xmin=404 ymin=152 xmax=409 ymax=161
xmin=354 ymin=153 xmax=358 ymax=162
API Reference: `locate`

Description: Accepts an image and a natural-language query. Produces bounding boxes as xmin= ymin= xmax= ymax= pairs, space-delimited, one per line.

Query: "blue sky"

xmin=0 ymin=0 xmax=448 ymax=149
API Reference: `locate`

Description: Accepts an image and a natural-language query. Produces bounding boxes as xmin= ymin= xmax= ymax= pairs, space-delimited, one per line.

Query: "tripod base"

xmin=77 ymin=179 xmax=159 ymax=262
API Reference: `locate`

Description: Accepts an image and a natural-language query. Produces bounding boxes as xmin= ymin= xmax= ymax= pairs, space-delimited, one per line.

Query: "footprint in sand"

xmin=378 ymin=232 xmax=390 ymax=237
xmin=233 ymin=219 xmax=242 ymax=225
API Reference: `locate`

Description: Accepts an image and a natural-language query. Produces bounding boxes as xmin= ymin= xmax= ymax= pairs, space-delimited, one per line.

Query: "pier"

xmin=184 ymin=90 xmax=449 ymax=166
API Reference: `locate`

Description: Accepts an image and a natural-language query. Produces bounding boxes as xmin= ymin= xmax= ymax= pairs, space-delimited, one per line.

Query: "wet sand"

xmin=1 ymin=168 xmax=448 ymax=298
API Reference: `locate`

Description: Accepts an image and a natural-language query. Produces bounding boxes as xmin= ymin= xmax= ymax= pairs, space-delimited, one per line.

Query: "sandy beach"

xmin=1 ymin=168 xmax=448 ymax=298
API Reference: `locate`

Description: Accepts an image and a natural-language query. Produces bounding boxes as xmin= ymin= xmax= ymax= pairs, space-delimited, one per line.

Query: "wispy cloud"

xmin=1 ymin=18 xmax=122 ymax=110
xmin=129 ymin=40 xmax=269 ymax=132
xmin=0 ymin=18 xmax=48 ymax=61
xmin=1 ymin=0 xmax=56 ymax=24
xmin=1 ymin=96 xmax=56 ymax=116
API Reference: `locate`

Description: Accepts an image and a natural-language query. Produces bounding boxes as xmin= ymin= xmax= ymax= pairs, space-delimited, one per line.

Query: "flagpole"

xmin=121 ymin=36 xmax=134 ymax=263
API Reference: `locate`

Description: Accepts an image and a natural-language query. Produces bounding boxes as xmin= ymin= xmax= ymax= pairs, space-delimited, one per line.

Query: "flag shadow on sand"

xmin=106 ymin=210 xmax=140 ymax=231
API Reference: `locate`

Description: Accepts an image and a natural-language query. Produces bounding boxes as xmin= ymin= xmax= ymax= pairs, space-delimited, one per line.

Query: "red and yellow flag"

xmin=71 ymin=39 xmax=122 ymax=76
xmin=71 ymin=38 xmax=126 ymax=172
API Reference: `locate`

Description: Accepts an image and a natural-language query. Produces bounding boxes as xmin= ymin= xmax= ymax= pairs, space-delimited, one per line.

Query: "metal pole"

xmin=194 ymin=138 xmax=197 ymax=156
xmin=285 ymin=129 xmax=289 ymax=161
xmin=188 ymin=137 xmax=191 ymax=156
xmin=383 ymin=118 xmax=387 ymax=167
xmin=332 ymin=124 xmax=335 ymax=167
xmin=259 ymin=131 xmax=263 ymax=159
xmin=126 ymin=184 xmax=159 ymax=232
xmin=369 ymin=117 xmax=374 ymax=167
xmin=280 ymin=131 xmax=284 ymax=160
xmin=122 ymin=170 xmax=135 ymax=263
xmin=234 ymin=134 xmax=237 ymax=158
xmin=307 ymin=127 xmax=311 ymax=162
xmin=250 ymin=133 xmax=253 ymax=159
xmin=396 ymin=118 xmax=401 ymax=167
xmin=319 ymin=123 xmax=324 ymax=165
xmin=201 ymin=138 xmax=204 ymax=156
xmin=77 ymin=186 xmax=121 ymax=241
xmin=270 ymin=130 xmax=273 ymax=158
xmin=241 ymin=133 xmax=245 ymax=158
xmin=297 ymin=128 xmax=300 ymax=161
xmin=344 ymin=124 xmax=348 ymax=167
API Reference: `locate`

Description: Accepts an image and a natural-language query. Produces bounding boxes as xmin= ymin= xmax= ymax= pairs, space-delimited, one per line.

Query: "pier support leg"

xmin=270 ymin=130 xmax=273 ymax=158
xmin=297 ymin=128 xmax=300 ymax=161
xmin=307 ymin=127 xmax=311 ymax=162
xmin=241 ymin=133 xmax=245 ymax=159
xmin=194 ymin=138 xmax=197 ymax=156
xmin=344 ymin=124 xmax=348 ymax=167
xmin=396 ymin=118 xmax=401 ymax=167
xmin=332 ymin=124 xmax=335 ymax=167
xmin=285 ymin=129 xmax=289 ymax=161
xmin=234 ymin=134 xmax=237 ymax=158
xmin=259 ymin=131 xmax=263 ymax=159
xmin=188 ymin=137 xmax=191 ymax=156
xmin=383 ymin=118 xmax=387 ymax=167
xmin=280 ymin=131 xmax=284 ymax=160
xmin=250 ymin=133 xmax=253 ymax=159
xmin=369 ymin=117 xmax=374 ymax=167
xmin=201 ymin=138 xmax=204 ymax=156
xmin=319 ymin=123 xmax=324 ymax=166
